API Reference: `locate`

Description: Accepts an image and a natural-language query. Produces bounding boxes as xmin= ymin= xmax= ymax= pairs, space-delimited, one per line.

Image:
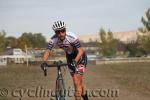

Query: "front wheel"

xmin=55 ymin=78 xmax=67 ymax=100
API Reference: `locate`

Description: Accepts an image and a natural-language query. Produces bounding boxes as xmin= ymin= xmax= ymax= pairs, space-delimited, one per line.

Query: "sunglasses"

xmin=55 ymin=29 xmax=66 ymax=34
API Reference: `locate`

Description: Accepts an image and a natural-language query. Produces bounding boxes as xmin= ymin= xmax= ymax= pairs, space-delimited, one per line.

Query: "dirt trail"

xmin=46 ymin=65 xmax=150 ymax=100
xmin=9 ymin=65 xmax=149 ymax=100
xmin=77 ymin=65 xmax=150 ymax=100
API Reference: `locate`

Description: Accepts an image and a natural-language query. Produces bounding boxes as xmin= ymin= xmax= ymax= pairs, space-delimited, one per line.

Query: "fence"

xmin=96 ymin=57 xmax=150 ymax=64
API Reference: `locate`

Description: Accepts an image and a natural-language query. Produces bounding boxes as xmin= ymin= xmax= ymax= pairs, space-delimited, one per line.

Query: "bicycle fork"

xmin=55 ymin=70 xmax=67 ymax=100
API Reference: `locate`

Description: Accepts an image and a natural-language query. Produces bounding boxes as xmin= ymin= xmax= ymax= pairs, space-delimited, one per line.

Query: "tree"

xmin=6 ymin=36 xmax=18 ymax=48
xmin=99 ymin=28 xmax=107 ymax=43
xmin=32 ymin=33 xmax=47 ymax=48
xmin=137 ymin=35 xmax=150 ymax=55
xmin=17 ymin=32 xmax=47 ymax=49
xmin=141 ymin=8 xmax=150 ymax=31
xmin=17 ymin=32 xmax=33 ymax=49
xmin=137 ymin=8 xmax=150 ymax=55
xmin=0 ymin=30 xmax=7 ymax=52
xmin=125 ymin=41 xmax=142 ymax=57
xmin=107 ymin=30 xmax=113 ymax=42
xmin=98 ymin=28 xmax=119 ymax=56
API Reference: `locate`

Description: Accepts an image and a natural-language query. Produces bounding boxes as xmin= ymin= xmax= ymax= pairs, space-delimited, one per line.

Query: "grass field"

xmin=0 ymin=62 xmax=150 ymax=100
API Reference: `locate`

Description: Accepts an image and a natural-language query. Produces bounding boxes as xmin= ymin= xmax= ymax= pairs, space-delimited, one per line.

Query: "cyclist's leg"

xmin=71 ymin=64 xmax=88 ymax=100
xmin=81 ymin=80 xmax=87 ymax=96
xmin=76 ymin=54 xmax=88 ymax=99
xmin=68 ymin=64 xmax=85 ymax=100
xmin=67 ymin=53 xmax=88 ymax=100
xmin=72 ymin=73 xmax=83 ymax=100
xmin=81 ymin=84 xmax=88 ymax=100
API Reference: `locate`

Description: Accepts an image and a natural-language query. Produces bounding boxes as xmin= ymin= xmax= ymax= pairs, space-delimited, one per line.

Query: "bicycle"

xmin=41 ymin=60 xmax=68 ymax=100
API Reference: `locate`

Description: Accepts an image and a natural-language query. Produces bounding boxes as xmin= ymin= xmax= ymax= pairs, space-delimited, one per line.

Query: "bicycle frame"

xmin=41 ymin=60 xmax=68 ymax=100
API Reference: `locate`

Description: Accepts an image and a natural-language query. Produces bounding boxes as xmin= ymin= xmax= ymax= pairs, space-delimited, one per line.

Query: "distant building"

xmin=0 ymin=48 xmax=32 ymax=64
xmin=0 ymin=57 xmax=7 ymax=66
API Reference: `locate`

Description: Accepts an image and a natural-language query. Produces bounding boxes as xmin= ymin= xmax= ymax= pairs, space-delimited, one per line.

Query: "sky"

xmin=0 ymin=0 xmax=150 ymax=39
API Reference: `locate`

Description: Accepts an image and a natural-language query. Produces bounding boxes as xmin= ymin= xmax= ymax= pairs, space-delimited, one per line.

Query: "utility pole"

xmin=25 ymin=44 xmax=29 ymax=67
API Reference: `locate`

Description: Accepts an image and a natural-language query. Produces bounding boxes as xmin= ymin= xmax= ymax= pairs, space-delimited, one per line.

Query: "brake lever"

xmin=44 ymin=69 xmax=47 ymax=76
xmin=41 ymin=64 xmax=47 ymax=76
xmin=43 ymin=66 xmax=47 ymax=76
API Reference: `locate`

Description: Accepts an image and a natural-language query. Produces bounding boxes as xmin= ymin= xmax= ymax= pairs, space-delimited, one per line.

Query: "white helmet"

xmin=52 ymin=20 xmax=66 ymax=31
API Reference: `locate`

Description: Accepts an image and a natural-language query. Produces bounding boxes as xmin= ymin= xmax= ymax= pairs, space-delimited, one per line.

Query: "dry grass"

xmin=0 ymin=62 xmax=150 ymax=100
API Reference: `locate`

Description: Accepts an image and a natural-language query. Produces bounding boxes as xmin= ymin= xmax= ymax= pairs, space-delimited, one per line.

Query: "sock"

xmin=82 ymin=94 xmax=89 ymax=100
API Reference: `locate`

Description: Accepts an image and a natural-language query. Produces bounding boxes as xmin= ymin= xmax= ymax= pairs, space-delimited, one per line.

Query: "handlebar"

xmin=41 ymin=60 xmax=68 ymax=76
xmin=47 ymin=61 xmax=68 ymax=67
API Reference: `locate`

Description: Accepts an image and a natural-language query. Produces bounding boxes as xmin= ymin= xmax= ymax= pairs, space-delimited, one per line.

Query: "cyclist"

xmin=42 ymin=20 xmax=89 ymax=100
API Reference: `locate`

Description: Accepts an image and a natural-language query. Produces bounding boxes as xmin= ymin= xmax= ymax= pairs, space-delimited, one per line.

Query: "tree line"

xmin=98 ymin=8 xmax=150 ymax=57
xmin=0 ymin=8 xmax=150 ymax=57
xmin=0 ymin=31 xmax=47 ymax=53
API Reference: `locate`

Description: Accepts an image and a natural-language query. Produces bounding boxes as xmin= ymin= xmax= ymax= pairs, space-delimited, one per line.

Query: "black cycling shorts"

xmin=66 ymin=53 xmax=87 ymax=75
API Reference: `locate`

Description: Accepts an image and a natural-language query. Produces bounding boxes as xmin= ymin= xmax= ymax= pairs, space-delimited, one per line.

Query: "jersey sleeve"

xmin=73 ymin=38 xmax=81 ymax=48
xmin=46 ymin=37 xmax=57 ymax=50
xmin=67 ymin=32 xmax=81 ymax=48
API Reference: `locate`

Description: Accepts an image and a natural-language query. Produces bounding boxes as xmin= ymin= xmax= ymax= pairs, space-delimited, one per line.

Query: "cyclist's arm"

xmin=43 ymin=37 xmax=55 ymax=61
xmin=43 ymin=49 xmax=51 ymax=61
xmin=71 ymin=35 xmax=84 ymax=62
xmin=75 ymin=47 xmax=84 ymax=62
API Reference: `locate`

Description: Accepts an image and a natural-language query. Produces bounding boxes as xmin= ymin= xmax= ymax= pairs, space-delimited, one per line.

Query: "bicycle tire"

xmin=55 ymin=77 xmax=67 ymax=100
